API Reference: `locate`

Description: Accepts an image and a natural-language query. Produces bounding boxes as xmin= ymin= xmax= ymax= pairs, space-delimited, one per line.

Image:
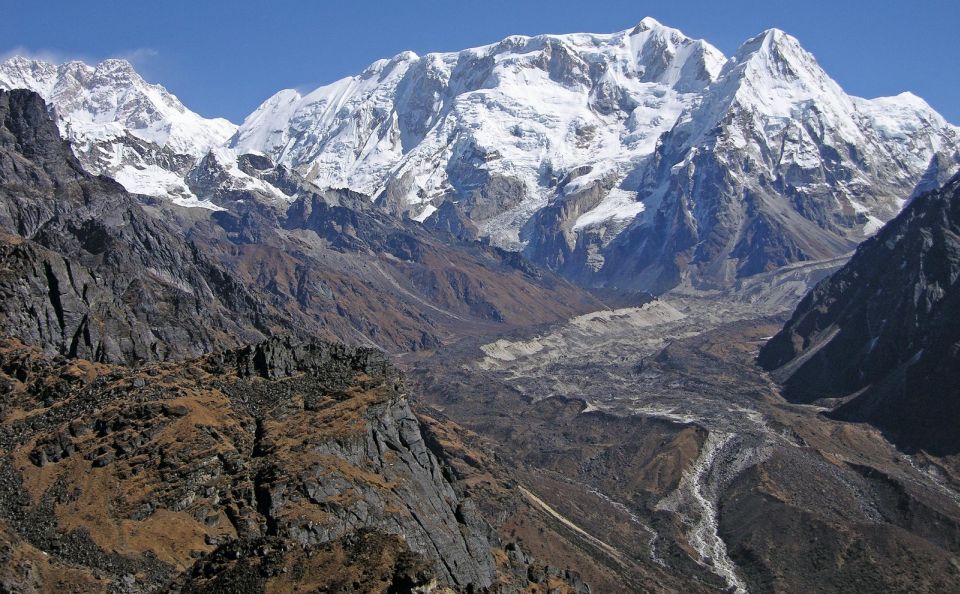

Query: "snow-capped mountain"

xmin=234 ymin=18 xmax=960 ymax=291
xmin=231 ymin=17 xmax=726 ymax=247
xmin=2 ymin=18 xmax=958 ymax=293
xmin=0 ymin=56 xmax=237 ymax=208
xmin=583 ymin=29 xmax=960 ymax=290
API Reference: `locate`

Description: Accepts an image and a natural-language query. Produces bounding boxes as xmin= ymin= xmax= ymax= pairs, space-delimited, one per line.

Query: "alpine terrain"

xmin=227 ymin=18 xmax=960 ymax=291
xmin=0 ymin=13 xmax=959 ymax=594
xmin=5 ymin=18 xmax=959 ymax=293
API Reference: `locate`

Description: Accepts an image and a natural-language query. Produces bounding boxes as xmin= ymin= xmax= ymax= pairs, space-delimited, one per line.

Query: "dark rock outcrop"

xmin=521 ymin=172 xmax=615 ymax=276
xmin=0 ymin=89 xmax=269 ymax=363
xmin=422 ymin=200 xmax=479 ymax=243
xmin=174 ymin=531 xmax=439 ymax=593
xmin=759 ymin=174 xmax=960 ymax=455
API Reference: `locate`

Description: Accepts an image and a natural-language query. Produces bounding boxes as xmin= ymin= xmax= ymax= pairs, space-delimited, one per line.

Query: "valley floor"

xmin=410 ymin=279 xmax=960 ymax=593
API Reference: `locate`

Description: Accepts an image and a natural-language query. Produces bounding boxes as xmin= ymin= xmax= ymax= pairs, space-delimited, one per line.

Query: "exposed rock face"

xmin=0 ymin=93 xmax=596 ymax=588
xmin=422 ymin=200 xmax=479 ymax=243
xmin=759 ymin=174 xmax=960 ymax=455
xmin=0 ymin=88 xmax=268 ymax=363
xmin=0 ymin=336 xmax=503 ymax=592
xmin=521 ymin=170 xmax=618 ymax=276
xmin=0 ymin=88 xmax=607 ymax=364
xmin=174 ymin=531 xmax=439 ymax=593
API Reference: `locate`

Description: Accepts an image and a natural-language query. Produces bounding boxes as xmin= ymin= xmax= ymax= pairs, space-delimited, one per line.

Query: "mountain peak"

xmin=714 ymin=26 xmax=837 ymax=104
xmin=759 ymin=27 xmax=789 ymax=41
xmin=3 ymin=55 xmax=38 ymax=68
xmin=0 ymin=55 xmax=238 ymax=204
xmin=632 ymin=16 xmax=664 ymax=33
xmin=681 ymin=25 xmax=862 ymax=145
xmin=733 ymin=27 xmax=802 ymax=58
xmin=0 ymin=56 xmax=61 ymax=96
xmin=95 ymin=58 xmax=139 ymax=77
xmin=623 ymin=18 xmax=727 ymax=90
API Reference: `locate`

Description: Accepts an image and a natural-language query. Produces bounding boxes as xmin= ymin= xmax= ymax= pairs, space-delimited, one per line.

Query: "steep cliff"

xmin=0 ymin=88 xmax=269 ymax=362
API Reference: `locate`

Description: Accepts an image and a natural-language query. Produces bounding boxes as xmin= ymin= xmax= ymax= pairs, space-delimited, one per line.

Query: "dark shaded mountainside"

xmin=0 ymin=88 xmax=607 ymax=365
xmin=760 ymin=173 xmax=960 ymax=455
xmin=0 ymin=336 xmax=587 ymax=593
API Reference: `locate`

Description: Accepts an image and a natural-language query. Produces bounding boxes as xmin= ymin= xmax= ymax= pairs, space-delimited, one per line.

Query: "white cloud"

xmin=119 ymin=47 xmax=160 ymax=68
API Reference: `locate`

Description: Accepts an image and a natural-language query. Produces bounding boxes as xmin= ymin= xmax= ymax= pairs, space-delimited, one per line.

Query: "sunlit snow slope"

xmin=0 ymin=56 xmax=236 ymax=208
xmin=232 ymin=18 xmax=959 ymax=290
xmin=231 ymin=18 xmax=726 ymax=246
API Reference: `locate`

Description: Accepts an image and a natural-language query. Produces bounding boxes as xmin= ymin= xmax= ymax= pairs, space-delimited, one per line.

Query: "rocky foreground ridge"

xmin=0 ymin=335 xmax=589 ymax=593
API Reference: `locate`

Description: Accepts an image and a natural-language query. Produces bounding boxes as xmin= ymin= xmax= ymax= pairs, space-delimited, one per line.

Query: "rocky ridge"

xmin=759 ymin=173 xmax=960 ymax=456
xmin=0 ymin=336 xmax=591 ymax=593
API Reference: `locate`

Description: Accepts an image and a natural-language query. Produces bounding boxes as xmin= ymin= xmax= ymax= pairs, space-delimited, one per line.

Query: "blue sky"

xmin=2 ymin=0 xmax=957 ymax=124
